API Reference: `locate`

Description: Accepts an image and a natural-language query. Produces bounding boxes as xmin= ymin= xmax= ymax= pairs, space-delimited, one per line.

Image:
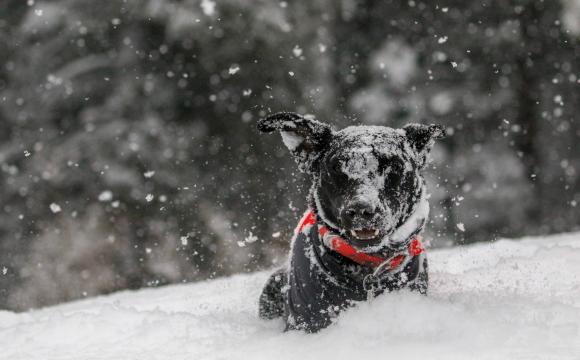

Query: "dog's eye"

xmin=378 ymin=157 xmax=392 ymax=174
xmin=329 ymin=161 xmax=349 ymax=183
xmin=386 ymin=171 xmax=402 ymax=186
xmin=383 ymin=161 xmax=404 ymax=187
xmin=379 ymin=158 xmax=392 ymax=174
xmin=332 ymin=162 xmax=342 ymax=174
xmin=380 ymin=157 xmax=402 ymax=174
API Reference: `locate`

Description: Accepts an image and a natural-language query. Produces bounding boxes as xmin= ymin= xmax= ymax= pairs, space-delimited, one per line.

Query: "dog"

xmin=257 ymin=112 xmax=445 ymax=332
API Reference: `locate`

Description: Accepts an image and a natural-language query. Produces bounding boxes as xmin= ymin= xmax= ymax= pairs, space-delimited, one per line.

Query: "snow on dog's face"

xmin=258 ymin=112 xmax=444 ymax=251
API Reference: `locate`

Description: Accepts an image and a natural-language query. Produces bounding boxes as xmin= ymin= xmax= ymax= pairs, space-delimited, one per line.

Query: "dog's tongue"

xmin=351 ymin=229 xmax=379 ymax=240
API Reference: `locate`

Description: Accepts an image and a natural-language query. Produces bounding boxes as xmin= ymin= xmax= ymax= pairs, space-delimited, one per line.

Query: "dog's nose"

xmin=343 ymin=200 xmax=376 ymax=223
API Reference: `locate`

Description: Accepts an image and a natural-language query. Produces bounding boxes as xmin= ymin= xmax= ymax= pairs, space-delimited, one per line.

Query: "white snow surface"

xmin=2 ymin=232 xmax=580 ymax=360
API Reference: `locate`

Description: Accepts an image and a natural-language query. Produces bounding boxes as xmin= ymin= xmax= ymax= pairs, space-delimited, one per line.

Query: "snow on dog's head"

xmin=258 ymin=112 xmax=444 ymax=251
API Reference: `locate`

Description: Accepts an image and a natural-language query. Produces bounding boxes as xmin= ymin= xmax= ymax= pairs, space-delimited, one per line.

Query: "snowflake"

xmin=228 ymin=65 xmax=240 ymax=75
xmin=98 ymin=190 xmax=113 ymax=202
xmin=49 ymin=203 xmax=62 ymax=213
xmin=245 ymin=232 xmax=258 ymax=243
xmin=200 ymin=0 xmax=216 ymax=16
xmin=292 ymin=45 xmax=303 ymax=57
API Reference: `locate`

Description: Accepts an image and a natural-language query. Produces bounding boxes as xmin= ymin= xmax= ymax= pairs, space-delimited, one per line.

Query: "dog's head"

xmin=258 ymin=112 xmax=445 ymax=251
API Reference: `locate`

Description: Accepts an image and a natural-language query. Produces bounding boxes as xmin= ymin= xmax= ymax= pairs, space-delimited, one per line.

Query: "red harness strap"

xmin=296 ymin=210 xmax=424 ymax=271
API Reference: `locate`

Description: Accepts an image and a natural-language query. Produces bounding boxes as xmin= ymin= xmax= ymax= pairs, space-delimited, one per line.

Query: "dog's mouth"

xmin=350 ymin=229 xmax=380 ymax=241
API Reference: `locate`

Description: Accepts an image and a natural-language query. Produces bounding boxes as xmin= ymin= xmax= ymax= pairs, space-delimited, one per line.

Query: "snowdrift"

xmin=1 ymin=233 xmax=580 ymax=360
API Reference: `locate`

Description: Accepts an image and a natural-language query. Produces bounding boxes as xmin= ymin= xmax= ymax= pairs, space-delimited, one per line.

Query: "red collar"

xmin=296 ymin=210 xmax=424 ymax=271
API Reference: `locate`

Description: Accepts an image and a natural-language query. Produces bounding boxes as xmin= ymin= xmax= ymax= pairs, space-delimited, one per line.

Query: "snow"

xmin=200 ymin=0 xmax=216 ymax=16
xmin=245 ymin=232 xmax=258 ymax=244
xmin=280 ymin=131 xmax=303 ymax=151
xmin=49 ymin=203 xmax=61 ymax=213
xmin=292 ymin=45 xmax=303 ymax=57
xmin=2 ymin=232 xmax=580 ymax=360
xmin=98 ymin=190 xmax=113 ymax=202
xmin=429 ymin=91 xmax=454 ymax=115
xmin=370 ymin=39 xmax=417 ymax=87
xmin=563 ymin=0 xmax=580 ymax=35
xmin=228 ymin=65 xmax=240 ymax=75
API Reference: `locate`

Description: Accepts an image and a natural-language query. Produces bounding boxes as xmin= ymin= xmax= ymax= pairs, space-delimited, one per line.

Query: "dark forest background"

xmin=0 ymin=0 xmax=579 ymax=311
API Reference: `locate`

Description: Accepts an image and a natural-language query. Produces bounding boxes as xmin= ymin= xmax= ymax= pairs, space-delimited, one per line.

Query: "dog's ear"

xmin=403 ymin=123 xmax=445 ymax=167
xmin=258 ymin=112 xmax=333 ymax=173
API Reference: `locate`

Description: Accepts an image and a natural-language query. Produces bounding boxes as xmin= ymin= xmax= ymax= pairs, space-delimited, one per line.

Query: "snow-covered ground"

xmin=1 ymin=232 xmax=580 ymax=360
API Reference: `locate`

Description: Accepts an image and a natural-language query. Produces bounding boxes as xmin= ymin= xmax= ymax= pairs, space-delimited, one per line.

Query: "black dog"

xmin=257 ymin=112 xmax=445 ymax=332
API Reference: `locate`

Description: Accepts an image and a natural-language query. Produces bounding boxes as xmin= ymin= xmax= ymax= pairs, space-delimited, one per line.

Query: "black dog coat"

xmin=260 ymin=210 xmax=428 ymax=333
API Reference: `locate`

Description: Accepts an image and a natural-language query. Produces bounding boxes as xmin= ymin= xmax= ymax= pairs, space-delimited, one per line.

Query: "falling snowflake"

xmin=438 ymin=36 xmax=448 ymax=44
xmin=144 ymin=171 xmax=155 ymax=178
xmin=98 ymin=190 xmax=113 ymax=202
xmin=200 ymin=0 xmax=216 ymax=16
xmin=292 ymin=45 xmax=303 ymax=57
xmin=180 ymin=236 xmax=189 ymax=246
xmin=49 ymin=203 xmax=62 ymax=213
xmin=228 ymin=65 xmax=240 ymax=75
xmin=457 ymin=223 xmax=466 ymax=232
xmin=47 ymin=74 xmax=63 ymax=85
xmin=146 ymin=194 xmax=154 ymax=202
xmin=245 ymin=232 xmax=258 ymax=243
